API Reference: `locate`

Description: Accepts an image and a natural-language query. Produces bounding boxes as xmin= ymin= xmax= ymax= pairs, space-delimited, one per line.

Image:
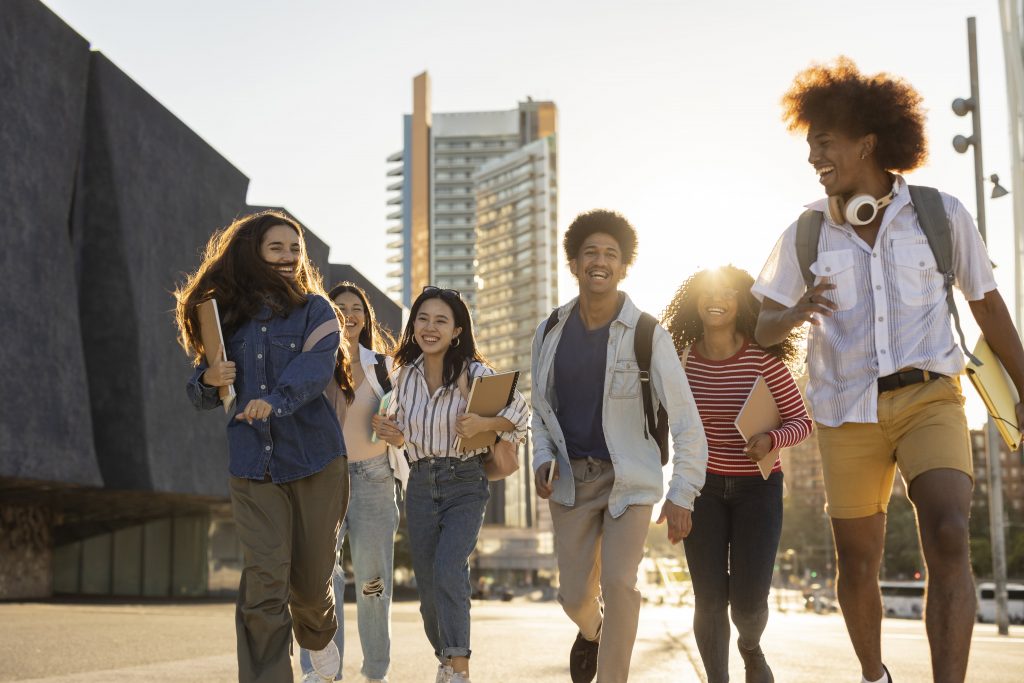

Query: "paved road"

xmin=2 ymin=599 xmax=1022 ymax=681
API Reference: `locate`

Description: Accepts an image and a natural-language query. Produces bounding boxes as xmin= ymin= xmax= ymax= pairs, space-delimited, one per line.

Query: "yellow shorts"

xmin=816 ymin=376 xmax=973 ymax=519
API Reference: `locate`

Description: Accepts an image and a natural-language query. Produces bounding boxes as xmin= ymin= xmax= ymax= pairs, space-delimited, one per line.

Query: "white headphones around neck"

xmin=826 ymin=181 xmax=899 ymax=226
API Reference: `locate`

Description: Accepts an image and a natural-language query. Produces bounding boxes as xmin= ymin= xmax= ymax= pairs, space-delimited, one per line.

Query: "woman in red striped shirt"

xmin=662 ymin=265 xmax=811 ymax=683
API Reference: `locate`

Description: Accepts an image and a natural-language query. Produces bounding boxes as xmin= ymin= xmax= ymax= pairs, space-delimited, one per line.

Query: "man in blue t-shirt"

xmin=531 ymin=210 xmax=707 ymax=683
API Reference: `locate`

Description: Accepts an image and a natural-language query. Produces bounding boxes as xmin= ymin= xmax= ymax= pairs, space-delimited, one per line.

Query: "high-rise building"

xmin=385 ymin=73 xmax=558 ymax=586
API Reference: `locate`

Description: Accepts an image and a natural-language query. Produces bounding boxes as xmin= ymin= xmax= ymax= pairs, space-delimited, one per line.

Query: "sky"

xmin=41 ymin=0 xmax=1022 ymax=427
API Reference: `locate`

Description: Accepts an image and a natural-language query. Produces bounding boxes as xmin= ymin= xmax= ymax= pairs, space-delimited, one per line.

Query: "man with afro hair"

xmin=531 ymin=210 xmax=707 ymax=682
xmin=753 ymin=58 xmax=1024 ymax=683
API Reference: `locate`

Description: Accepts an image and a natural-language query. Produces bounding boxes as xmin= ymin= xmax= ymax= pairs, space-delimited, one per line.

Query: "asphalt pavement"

xmin=2 ymin=597 xmax=1022 ymax=681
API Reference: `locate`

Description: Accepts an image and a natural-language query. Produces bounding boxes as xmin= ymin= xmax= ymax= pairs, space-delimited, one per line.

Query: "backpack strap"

xmin=908 ymin=185 xmax=981 ymax=365
xmin=541 ymin=307 xmax=561 ymax=345
xmin=373 ymin=353 xmax=392 ymax=394
xmin=635 ymin=312 xmax=658 ymax=441
xmin=796 ymin=209 xmax=823 ymax=289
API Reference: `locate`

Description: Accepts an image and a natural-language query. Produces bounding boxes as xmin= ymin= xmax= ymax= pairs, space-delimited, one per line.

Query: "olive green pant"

xmin=229 ymin=456 xmax=350 ymax=682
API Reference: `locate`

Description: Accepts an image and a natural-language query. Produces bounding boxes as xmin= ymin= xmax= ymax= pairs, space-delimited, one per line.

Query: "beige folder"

xmin=453 ymin=370 xmax=520 ymax=452
xmin=197 ymin=298 xmax=237 ymax=414
xmin=734 ymin=375 xmax=781 ymax=480
xmin=966 ymin=337 xmax=1022 ymax=451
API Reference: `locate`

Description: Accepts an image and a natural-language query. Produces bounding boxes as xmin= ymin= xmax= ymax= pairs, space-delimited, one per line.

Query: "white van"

xmin=880 ymin=580 xmax=925 ymax=619
xmin=976 ymin=582 xmax=1024 ymax=624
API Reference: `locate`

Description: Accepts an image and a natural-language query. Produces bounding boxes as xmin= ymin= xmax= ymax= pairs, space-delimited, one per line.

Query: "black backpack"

xmin=373 ymin=353 xmax=392 ymax=394
xmin=542 ymin=308 xmax=669 ymax=465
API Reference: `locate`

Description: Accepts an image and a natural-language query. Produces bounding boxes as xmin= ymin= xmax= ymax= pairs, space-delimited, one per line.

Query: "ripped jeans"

xmin=300 ymin=453 xmax=400 ymax=681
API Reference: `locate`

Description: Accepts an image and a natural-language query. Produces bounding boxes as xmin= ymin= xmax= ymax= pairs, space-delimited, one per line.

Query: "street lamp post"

xmin=953 ymin=15 xmax=1011 ymax=636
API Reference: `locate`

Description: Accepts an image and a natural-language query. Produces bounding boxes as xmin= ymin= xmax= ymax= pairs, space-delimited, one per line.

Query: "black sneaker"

xmin=569 ymin=631 xmax=599 ymax=683
xmin=738 ymin=644 xmax=774 ymax=683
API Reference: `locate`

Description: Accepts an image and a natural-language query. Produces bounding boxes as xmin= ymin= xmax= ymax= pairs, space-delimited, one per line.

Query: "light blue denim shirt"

xmin=530 ymin=294 xmax=707 ymax=517
xmin=186 ymin=293 xmax=345 ymax=483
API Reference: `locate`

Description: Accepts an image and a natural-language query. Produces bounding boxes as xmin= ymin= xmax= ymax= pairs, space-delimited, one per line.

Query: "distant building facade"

xmin=385 ymin=73 xmax=558 ymax=584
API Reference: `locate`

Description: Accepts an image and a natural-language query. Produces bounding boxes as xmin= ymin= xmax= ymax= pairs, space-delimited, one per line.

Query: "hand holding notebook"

xmin=197 ymin=299 xmax=237 ymax=414
xmin=734 ymin=375 xmax=781 ymax=480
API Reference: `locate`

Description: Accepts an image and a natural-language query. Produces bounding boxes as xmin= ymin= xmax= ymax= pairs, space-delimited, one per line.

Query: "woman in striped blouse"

xmin=662 ymin=266 xmax=811 ymax=683
xmin=372 ymin=286 xmax=529 ymax=683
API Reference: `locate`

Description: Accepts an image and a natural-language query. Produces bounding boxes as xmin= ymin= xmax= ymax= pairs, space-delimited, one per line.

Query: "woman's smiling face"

xmin=413 ymin=297 xmax=462 ymax=355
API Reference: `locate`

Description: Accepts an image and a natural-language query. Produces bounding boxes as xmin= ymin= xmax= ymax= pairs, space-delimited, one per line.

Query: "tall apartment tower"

xmin=385 ymin=73 xmax=559 ymax=584
xmin=386 ymin=72 xmax=556 ymax=313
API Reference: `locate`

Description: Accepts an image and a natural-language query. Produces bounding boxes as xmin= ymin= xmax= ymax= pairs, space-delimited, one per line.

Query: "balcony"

xmin=387 ymin=180 xmax=403 ymax=191
xmin=386 ymin=166 xmax=403 ymax=177
xmin=386 ymin=195 xmax=402 ymax=206
xmin=386 ymin=224 xmax=403 ymax=235
xmin=386 ymin=239 xmax=403 ymax=249
xmin=386 ymin=209 xmax=403 ymax=220
xmin=386 ymin=150 xmax=403 ymax=163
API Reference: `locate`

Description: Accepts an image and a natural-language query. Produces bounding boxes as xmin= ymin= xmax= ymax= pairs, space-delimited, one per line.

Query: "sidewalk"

xmin=5 ymin=598 xmax=1021 ymax=681
xmin=0 ymin=599 xmax=702 ymax=682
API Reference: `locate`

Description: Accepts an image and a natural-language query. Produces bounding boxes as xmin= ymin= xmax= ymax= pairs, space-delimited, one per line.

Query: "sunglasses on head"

xmin=422 ymin=285 xmax=462 ymax=299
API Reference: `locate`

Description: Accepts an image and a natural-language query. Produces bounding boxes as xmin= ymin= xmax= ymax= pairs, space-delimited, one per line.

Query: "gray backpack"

xmin=794 ymin=185 xmax=980 ymax=365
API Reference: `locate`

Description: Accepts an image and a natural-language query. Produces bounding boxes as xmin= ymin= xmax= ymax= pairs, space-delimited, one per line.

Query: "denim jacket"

xmin=530 ymin=293 xmax=707 ymax=517
xmin=187 ymin=293 xmax=345 ymax=483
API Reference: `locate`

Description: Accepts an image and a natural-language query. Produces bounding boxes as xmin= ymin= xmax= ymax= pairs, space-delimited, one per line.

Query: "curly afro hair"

xmin=781 ymin=56 xmax=928 ymax=172
xmin=563 ymin=209 xmax=638 ymax=268
xmin=661 ymin=265 xmax=804 ymax=370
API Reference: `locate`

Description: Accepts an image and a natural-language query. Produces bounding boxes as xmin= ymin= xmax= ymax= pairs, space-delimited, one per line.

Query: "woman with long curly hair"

xmin=175 ymin=210 xmax=351 ymax=682
xmin=662 ymin=265 xmax=811 ymax=683
xmin=371 ymin=286 xmax=529 ymax=683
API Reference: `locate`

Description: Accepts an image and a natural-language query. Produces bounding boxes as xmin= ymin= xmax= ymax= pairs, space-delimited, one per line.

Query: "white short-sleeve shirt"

xmin=752 ymin=176 xmax=997 ymax=427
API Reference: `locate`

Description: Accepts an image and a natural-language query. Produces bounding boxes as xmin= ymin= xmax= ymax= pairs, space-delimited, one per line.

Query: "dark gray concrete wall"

xmin=74 ymin=53 xmax=249 ymax=496
xmin=0 ymin=0 xmax=102 ymax=486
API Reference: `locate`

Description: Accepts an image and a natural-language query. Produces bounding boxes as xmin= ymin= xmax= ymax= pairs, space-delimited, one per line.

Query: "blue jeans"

xmin=682 ymin=471 xmax=784 ymax=683
xmin=300 ymin=454 xmax=400 ymax=680
xmin=405 ymin=456 xmax=490 ymax=660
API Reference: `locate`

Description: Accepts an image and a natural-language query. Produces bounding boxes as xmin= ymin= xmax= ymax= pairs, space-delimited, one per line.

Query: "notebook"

xmin=734 ymin=375 xmax=781 ymax=480
xmin=966 ymin=337 xmax=1022 ymax=451
xmin=197 ymin=298 xmax=237 ymax=414
xmin=453 ymin=370 xmax=520 ymax=452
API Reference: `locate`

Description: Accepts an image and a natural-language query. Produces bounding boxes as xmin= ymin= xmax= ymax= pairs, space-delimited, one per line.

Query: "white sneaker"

xmin=301 ymin=674 xmax=322 ymax=683
xmin=309 ymin=640 xmax=341 ymax=681
xmin=450 ymin=673 xmax=471 ymax=683
xmin=435 ymin=663 xmax=453 ymax=683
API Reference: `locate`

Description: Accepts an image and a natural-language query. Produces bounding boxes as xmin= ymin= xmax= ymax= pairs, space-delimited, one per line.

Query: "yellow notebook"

xmin=965 ymin=337 xmax=1022 ymax=451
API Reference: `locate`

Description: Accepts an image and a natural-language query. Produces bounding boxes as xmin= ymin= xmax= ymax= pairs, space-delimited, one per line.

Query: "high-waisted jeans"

xmin=405 ymin=456 xmax=490 ymax=660
xmin=682 ymin=471 xmax=783 ymax=683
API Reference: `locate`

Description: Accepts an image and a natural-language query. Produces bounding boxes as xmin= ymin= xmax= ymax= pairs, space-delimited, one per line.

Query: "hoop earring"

xmin=412 ymin=336 xmax=420 ymax=347
xmin=451 ymin=336 xmax=461 ymax=348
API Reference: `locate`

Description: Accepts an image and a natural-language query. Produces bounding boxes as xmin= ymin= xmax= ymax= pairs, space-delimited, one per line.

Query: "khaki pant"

xmin=549 ymin=458 xmax=652 ymax=683
xmin=229 ymin=456 xmax=349 ymax=683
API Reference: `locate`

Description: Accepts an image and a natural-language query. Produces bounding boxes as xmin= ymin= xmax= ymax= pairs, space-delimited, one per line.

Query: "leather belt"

xmin=877 ymin=368 xmax=945 ymax=394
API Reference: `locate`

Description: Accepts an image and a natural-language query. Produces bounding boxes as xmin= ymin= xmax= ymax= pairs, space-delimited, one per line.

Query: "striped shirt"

xmin=389 ymin=358 xmax=530 ymax=463
xmin=684 ymin=342 xmax=811 ymax=476
xmin=753 ymin=176 xmax=996 ymax=427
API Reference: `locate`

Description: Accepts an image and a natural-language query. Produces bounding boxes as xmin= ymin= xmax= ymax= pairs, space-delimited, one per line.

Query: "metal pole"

xmin=969 ymin=18 xmax=988 ymax=241
xmin=963 ymin=16 xmax=1011 ymax=636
